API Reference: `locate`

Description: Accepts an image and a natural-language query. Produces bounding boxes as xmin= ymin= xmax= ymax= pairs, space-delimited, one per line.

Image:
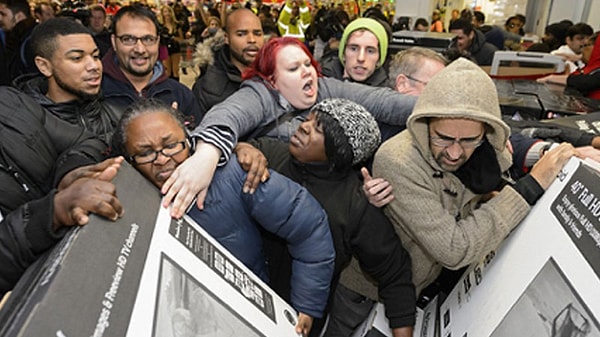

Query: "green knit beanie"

xmin=338 ymin=18 xmax=388 ymax=67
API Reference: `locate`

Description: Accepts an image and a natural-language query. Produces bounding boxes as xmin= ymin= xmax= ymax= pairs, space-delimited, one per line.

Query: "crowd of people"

xmin=0 ymin=0 xmax=599 ymax=336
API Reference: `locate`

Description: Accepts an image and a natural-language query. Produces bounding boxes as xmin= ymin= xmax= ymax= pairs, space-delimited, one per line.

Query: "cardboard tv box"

xmin=0 ymin=163 xmax=301 ymax=337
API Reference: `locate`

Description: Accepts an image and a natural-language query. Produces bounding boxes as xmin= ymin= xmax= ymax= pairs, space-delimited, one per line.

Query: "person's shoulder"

xmin=0 ymin=86 xmax=43 ymax=115
xmin=239 ymin=78 xmax=270 ymax=94
xmin=379 ymin=130 xmax=412 ymax=150
xmin=163 ymin=78 xmax=195 ymax=96
xmin=100 ymin=72 xmax=126 ymax=91
xmin=551 ymin=45 xmax=573 ymax=55
xmin=318 ymin=75 xmax=345 ymax=91
xmin=320 ymin=56 xmax=344 ymax=79
xmin=366 ymin=67 xmax=390 ymax=87
xmin=196 ymin=63 xmax=236 ymax=91
xmin=375 ymin=132 xmax=417 ymax=168
xmin=214 ymin=154 xmax=246 ymax=183
xmin=484 ymin=40 xmax=499 ymax=51
xmin=0 ymin=85 xmax=24 ymax=98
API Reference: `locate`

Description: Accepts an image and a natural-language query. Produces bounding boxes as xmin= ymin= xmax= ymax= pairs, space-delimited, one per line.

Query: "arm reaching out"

xmin=161 ymin=142 xmax=221 ymax=218
xmin=58 ymin=157 xmax=124 ymax=190
xmin=53 ymin=177 xmax=124 ymax=229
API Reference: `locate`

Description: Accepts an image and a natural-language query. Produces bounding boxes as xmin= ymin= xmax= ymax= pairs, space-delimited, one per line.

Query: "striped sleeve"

xmin=194 ymin=126 xmax=236 ymax=166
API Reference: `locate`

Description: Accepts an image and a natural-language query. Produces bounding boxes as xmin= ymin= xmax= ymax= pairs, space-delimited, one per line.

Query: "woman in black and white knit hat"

xmin=308 ymin=98 xmax=382 ymax=171
xmin=241 ymin=97 xmax=415 ymax=337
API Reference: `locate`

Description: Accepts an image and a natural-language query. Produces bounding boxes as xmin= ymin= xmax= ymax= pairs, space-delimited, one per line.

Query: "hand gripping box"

xmin=439 ymin=157 xmax=600 ymax=337
xmin=0 ymin=162 xmax=302 ymax=337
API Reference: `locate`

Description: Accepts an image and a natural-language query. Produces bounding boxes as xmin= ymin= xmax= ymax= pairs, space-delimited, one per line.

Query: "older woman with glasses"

xmin=113 ymin=99 xmax=335 ymax=337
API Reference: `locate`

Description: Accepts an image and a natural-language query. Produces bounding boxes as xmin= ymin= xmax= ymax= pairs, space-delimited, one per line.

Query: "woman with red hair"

xmin=160 ymin=36 xmax=416 ymax=217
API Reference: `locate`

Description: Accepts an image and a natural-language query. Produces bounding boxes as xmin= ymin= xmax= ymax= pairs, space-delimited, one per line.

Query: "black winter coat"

xmin=14 ymin=74 xmax=122 ymax=145
xmin=192 ymin=45 xmax=243 ymax=115
xmin=0 ymin=86 xmax=107 ymax=294
xmin=252 ymin=138 xmax=416 ymax=329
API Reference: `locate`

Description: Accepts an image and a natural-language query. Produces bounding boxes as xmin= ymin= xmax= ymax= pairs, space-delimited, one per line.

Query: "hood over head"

xmin=407 ymin=57 xmax=511 ymax=170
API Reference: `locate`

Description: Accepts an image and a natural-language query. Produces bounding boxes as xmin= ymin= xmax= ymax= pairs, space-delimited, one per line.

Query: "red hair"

xmin=242 ymin=37 xmax=322 ymax=83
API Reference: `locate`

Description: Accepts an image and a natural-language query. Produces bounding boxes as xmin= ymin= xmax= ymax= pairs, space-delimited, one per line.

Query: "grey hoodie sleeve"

xmin=318 ymin=77 xmax=417 ymax=128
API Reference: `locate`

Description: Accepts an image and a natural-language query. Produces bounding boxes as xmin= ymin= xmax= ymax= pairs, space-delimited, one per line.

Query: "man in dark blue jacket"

xmin=113 ymin=99 xmax=335 ymax=337
xmin=102 ymin=5 xmax=202 ymax=128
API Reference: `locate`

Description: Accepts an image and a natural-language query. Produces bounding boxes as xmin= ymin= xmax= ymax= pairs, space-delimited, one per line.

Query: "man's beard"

xmin=54 ymin=73 xmax=99 ymax=102
xmin=435 ymin=150 xmax=466 ymax=172
xmin=124 ymin=61 xmax=154 ymax=77
xmin=230 ymin=48 xmax=254 ymax=67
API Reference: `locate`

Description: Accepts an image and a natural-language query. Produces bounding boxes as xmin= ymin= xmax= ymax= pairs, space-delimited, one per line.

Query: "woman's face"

xmin=506 ymin=19 xmax=522 ymax=34
xmin=161 ymin=7 xmax=170 ymax=19
xmin=271 ymin=45 xmax=318 ymax=110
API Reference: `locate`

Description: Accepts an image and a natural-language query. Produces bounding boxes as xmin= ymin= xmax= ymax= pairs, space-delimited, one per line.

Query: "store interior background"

xmin=395 ymin=0 xmax=599 ymax=41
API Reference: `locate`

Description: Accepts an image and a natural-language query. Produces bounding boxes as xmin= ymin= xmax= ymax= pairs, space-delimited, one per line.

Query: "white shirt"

xmin=551 ymin=45 xmax=585 ymax=73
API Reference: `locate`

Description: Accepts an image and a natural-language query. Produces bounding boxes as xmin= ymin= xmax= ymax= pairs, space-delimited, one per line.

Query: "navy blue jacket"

xmin=187 ymin=156 xmax=335 ymax=318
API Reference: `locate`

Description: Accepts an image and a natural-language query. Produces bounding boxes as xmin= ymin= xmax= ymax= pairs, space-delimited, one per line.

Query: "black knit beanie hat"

xmin=312 ymin=98 xmax=381 ymax=169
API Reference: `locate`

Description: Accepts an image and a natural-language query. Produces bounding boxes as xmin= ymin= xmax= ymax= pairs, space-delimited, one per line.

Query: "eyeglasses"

xmin=404 ymin=74 xmax=428 ymax=85
xmin=115 ymin=34 xmax=159 ymax=46
xmin=130 ymin=141 xmax=187 ymax=164
xmin=430 ymin=136 xmax=484 ymax=149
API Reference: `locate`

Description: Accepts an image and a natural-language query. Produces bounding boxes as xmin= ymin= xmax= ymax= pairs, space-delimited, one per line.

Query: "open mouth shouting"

xmin=303 ymin=79 xmax=316 ymax=97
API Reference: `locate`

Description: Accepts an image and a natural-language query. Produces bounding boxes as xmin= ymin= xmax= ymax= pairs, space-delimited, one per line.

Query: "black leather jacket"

xmin=192 ymin=45 xmax=243 ymax=115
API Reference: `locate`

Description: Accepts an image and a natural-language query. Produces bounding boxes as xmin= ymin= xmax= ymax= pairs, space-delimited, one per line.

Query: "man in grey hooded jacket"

xmin=374 ymin=58 xmax=575 ymax=294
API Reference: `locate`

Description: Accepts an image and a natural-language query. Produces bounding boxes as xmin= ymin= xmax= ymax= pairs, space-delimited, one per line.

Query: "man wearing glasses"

xmin=101 ymin=5 xmax=202 ymax=128
xmin=372 ymin=58 xmax=575 ymax=294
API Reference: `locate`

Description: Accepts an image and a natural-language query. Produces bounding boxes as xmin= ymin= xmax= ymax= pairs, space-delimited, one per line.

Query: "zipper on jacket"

xmin=12 ymin=170 xmax=30 ymax=192
xmin=0 ymin=163 xmax=30 ymax=193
